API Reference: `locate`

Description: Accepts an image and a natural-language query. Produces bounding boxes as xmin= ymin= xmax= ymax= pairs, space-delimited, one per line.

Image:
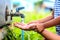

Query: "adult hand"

xmin=28 ymin=20 xmax=44 ymax=32
xmin=14 ymin=22 xmax=36 ymax=30
xmin=34 ymin=23 xmax=45 ymax=33
xmin=14 ymin=22 xmax=45 ymax=33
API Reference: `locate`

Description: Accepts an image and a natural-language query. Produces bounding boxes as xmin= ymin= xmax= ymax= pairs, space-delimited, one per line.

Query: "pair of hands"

xmin=14 ymin=21 xmax=45 ymax=33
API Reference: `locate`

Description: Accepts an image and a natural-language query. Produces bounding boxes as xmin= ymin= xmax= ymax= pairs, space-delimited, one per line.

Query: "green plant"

xmin=3 ymin=10 xmax=56 ymax=40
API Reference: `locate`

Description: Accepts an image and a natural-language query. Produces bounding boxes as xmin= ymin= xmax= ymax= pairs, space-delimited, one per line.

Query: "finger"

xmin=14 ymin=23 xmax=23 ymax=28
xmin=15 ymin=22 xmax=23 ymax=25
xmin=28 ymin=22 xmax=33 ymax=25
xmin=14 ymin=23 xmax=29 ymax=30
xmin=14 ymin=22 xmax=26 ymax=26
xmin=14 ymin=23 xmax=26 ymax=29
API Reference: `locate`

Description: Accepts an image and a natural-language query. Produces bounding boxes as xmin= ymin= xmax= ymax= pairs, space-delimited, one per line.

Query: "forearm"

xmin=43 ymin=16 xmax=60 ymax=28
xmin=38 ymin=15 xmax=54 ymax=23
xmin=39 ymin=29 xmax=60 ymax=40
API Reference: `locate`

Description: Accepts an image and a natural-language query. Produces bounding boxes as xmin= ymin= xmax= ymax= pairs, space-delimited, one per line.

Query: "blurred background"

xmin=0 ymin=0 xmax=56 ymax=40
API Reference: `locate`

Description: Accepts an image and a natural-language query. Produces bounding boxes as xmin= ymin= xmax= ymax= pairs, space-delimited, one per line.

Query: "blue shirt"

xmin=54 ymin=0 xmax=60 ymax=35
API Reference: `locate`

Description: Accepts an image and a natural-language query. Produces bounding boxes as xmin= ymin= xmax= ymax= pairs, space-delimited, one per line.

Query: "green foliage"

xmin=34 ymin=1 xmax=43 ymax=6
xmin=34 ymin=0 xmax=43 ymax=7
xmin=3 ymin=11 xmax=56 ymax=40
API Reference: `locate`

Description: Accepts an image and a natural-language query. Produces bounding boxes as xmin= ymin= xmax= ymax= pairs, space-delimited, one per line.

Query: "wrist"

xmin=40 ymin=24 xmax=45 ymax=32
xmin=38 ymin=27 xmax=45 ymax=33
xmin=35 ymin=24 xmax=45 ymax=33
xmin=35 ymin=28 xmax=45 ymax=34
xmin=40 ymin=28 xmax=45 ymax=33
xmin=43 ymin=23 xmax=48 ymax=28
